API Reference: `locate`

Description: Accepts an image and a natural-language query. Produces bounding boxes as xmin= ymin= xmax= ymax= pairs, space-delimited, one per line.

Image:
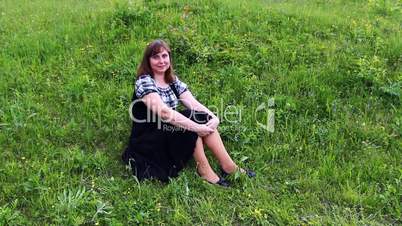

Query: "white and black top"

xmin=135 ymin=74 xmax=188 ymax=109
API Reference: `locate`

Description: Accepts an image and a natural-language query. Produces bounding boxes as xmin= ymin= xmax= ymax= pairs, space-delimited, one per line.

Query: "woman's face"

xmin=149 ymin=49 xmax=170 ymax=75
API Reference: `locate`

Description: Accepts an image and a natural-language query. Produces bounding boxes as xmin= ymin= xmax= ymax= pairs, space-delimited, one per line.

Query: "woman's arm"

xmin=180 ymin=91 xmax=217 ymax=118
xmin=141 ymin=92 xmax=214 ymax=135
xmin=179 ymin=91 xmax=220 ymax=129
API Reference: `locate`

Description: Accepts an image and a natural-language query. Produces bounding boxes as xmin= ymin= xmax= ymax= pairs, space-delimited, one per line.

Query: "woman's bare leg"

xmin=193 ymin=137 xmax=220 ymax=183
xmin=202 ymin=130 xmax=238 ymax=173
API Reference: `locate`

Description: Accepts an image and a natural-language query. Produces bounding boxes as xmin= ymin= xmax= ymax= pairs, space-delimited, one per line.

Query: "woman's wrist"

xmin=211 ymin=115 xmax=219 ymax=124
xmin=187 ymin=120 xmax=201 ymax=132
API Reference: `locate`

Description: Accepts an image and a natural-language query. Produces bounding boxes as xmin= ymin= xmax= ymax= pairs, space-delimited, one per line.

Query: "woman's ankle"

xmin=221 ymin=163 xmax=238 ymax=174
xmin=196 ymin=165 xmax=219 ymax=182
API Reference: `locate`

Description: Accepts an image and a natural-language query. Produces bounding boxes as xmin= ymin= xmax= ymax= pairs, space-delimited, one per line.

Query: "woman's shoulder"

xmin=137 ymin=74 xmax=153 ymax=81
xmin=171 ymin=74 xmax=188 ymax=94
xmin=136 ymin=74 xmax=155 ymax=85
xmin=135 ymin=74 xmax=158 ymax=98
xmin=135 ymin=74 xmax=157 ymax=88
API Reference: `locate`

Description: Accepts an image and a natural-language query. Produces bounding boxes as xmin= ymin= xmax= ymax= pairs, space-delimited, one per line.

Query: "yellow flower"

xmin=156 ymin=202 xmax=162 ymax=212
xmin=253 ymin=208 xmax=262 ymax=218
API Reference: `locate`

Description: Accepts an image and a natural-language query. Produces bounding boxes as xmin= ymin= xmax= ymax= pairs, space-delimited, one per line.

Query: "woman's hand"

xmin=206 ymin=116 xmax=220 ymax=130
xmin=195 ymin=124 xmax=214 ymax=137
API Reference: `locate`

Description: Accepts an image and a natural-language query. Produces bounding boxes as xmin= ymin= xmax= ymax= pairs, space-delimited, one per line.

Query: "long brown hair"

xmin=136 ymin=39 xmax=175 ymax=83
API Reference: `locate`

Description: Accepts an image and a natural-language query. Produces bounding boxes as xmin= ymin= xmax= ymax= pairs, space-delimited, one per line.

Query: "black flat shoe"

xmin=197 ymin=171 xmax=230 ymax=187
xmin=220 ymin=167 xmax=256 ymax=178
xmin=208 ymin=177 xmax=230 ymax=188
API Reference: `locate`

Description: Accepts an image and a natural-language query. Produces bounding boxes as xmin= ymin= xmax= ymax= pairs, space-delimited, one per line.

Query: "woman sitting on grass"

xmin=122 ymin=39 xmax=255 ymax=187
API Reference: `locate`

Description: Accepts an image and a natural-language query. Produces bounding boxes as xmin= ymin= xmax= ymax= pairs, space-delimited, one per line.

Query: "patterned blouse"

xmin=135 ymin=74 xmax=188 ymax=109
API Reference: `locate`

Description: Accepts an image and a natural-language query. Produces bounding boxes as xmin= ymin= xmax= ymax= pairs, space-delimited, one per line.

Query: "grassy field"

xmin=0 ymin=0 xmax=401 ymax=225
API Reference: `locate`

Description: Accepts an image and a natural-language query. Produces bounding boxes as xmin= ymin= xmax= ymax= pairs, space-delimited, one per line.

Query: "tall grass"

xmin=0 ymin=0 xmax=401 ymax=224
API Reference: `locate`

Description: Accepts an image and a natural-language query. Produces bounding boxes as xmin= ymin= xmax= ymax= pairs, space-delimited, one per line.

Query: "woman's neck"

xmin=153 ymin=73 xmax=168 ymax=86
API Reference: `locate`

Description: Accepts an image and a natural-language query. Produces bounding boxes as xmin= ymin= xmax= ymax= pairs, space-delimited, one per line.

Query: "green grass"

xmin=0 ymin=0 xmax=401 ymax=225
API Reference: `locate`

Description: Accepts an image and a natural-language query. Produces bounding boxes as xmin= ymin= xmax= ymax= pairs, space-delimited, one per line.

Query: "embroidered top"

xmin=135 ymin=74 xmax=188 ymax=108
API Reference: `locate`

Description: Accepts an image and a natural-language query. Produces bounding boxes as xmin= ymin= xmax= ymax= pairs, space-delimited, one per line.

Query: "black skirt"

xmin=122 ymin=108 xmax=211 ymax=182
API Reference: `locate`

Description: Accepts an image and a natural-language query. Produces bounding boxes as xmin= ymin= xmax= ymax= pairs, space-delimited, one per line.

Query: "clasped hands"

xmin=196 ymin=116 xmax=219 ymax=137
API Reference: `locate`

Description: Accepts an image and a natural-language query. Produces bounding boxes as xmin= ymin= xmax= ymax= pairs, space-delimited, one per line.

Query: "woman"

xmin=122 ymin=39 xmax=255 ymax=187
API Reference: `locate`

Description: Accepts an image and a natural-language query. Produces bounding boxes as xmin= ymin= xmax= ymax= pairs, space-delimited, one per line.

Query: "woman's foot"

xmin=197 ymin=164 xmax=230 ymax=187
xmin=220 ymin=164 xmax=256 ymax=178
xmin=196 ymin=164 xmax=220 ymax=183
